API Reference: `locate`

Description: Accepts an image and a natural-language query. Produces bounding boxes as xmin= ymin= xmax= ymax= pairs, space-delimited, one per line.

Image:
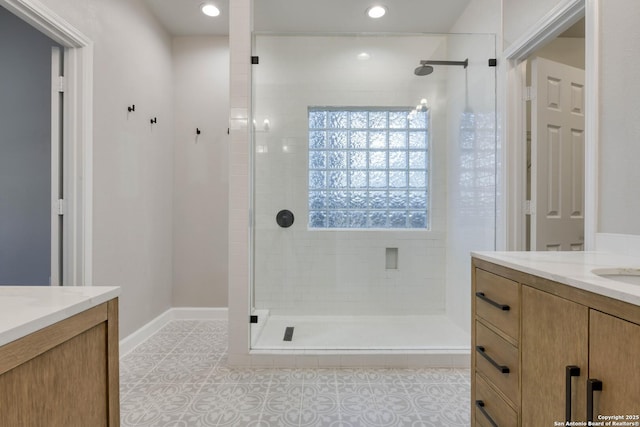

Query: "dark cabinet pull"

xmin=475 ymin=400 xmax=499 ymax=427
xmin=565 ymin=366 xmax=581 ymax=421
xmin=476 ymin=346 xmax=510 ymax=374
xmin=587 ymin=379 xmax=602 ymax=422
xmin=476 ymin=292 xmax=510 ymax=311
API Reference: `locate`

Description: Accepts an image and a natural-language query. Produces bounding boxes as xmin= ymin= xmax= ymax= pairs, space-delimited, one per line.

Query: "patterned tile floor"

xmin=120 ymin=320 xmax=471 ymax=427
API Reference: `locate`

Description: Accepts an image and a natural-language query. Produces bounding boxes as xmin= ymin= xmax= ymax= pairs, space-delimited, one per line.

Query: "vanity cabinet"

xmin=0 ymin=298 xmax=120 ymax=427
xmin=472 ymin=258 xmax=640 ymax=427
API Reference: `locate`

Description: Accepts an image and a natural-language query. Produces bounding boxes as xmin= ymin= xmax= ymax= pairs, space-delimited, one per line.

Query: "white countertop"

xmin=0 ymin=286 xmax=120 ymax=347
xmin=472 ymin=251 xmax=640 ymax=307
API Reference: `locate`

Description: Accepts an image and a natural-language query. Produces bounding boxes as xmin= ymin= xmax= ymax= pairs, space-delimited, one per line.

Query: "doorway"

xmin=0 ymin=0 xmax=93 ymax=286
xmin=0 ymin=6 xmax=63 ymax=285
xmin=524 ymin=19 xmax=586 ymax=251
xmin=504 ymin=0 xmax=597 ymax=252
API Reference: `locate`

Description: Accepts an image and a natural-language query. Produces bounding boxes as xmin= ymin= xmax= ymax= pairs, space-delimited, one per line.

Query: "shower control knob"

xmin=276 ymin=210 xmax=294 ymax=228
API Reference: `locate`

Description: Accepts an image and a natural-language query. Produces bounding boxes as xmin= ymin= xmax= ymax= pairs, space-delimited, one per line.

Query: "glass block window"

xmin=308 ymin=107 xmax=429 ymax=229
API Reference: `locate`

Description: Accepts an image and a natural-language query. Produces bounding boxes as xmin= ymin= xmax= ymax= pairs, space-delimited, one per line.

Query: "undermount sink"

xmin=591 ymin=268 xmax=640 ymax=286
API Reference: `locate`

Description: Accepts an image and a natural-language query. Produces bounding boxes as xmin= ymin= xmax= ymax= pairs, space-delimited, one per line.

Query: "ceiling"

xmin=144 ymin=0 xmax=230 ymax=36
xmin=144 ymin=0 xmax=472 ymax=37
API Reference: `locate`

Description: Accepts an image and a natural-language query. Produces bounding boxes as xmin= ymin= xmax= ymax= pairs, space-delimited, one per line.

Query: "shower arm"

xmin=420 ymin=59 xmax=468 ymax=68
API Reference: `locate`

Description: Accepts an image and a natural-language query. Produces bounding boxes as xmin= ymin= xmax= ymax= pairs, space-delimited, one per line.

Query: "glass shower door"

xmin=250 ymin=32 xmax=497 ymax=351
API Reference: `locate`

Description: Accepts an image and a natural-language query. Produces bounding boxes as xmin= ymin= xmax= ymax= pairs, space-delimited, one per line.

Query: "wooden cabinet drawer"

xmin=475 ymin=268 xmax=520 ymax=341
xmin=475 ymin=374 xmax=518 ymax=427
xmin=475 ymin=321 xmax=519 ymax=406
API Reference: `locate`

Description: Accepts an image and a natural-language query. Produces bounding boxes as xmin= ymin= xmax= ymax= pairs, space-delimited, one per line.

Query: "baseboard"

xmin=119 ymin=307 xmax=228 ymax=357
xmin=171 ymin=307 xmax=228 ymax=320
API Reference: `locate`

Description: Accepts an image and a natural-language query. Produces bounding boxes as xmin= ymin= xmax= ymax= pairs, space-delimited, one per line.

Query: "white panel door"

xmin=531 ymin=57 xmax=585 ymax=251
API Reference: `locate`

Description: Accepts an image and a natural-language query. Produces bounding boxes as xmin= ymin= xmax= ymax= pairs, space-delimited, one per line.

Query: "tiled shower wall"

xmin=252 ymin=35 xmax=450 ymax=316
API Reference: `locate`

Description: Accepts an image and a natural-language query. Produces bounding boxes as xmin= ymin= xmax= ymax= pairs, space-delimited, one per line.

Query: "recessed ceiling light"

xmin=366 ymin=5 xmax=387 ymax=19
xmin=357 ymin=52 xmax=371 ymax=61
xmin=201 ymin=3 xmax=220 ymax=17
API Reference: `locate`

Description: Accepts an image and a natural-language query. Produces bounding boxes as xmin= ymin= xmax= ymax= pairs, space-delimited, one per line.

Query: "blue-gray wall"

xmin=0 ymin=6 xmax=58 ymax=285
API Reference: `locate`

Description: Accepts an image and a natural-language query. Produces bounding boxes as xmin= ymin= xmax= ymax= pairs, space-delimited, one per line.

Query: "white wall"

xmin=227 ymin=0 xmax=252 ymax=361
xmin=172 ymin=36 xmax=229 ymax=308
xmin=533 ymin=37 xmax=585 ymax=70
xmin=0 ymin=7 xmax=58 ymax=285
xmin=253 ymin=35 xmax=449 ymax=316
xmin=598 ymin=2 xmax=640 ymax=236
xmin=503 ymin=0 xmax=566 ymax=48
xmin=40 ymin=0 xmax=175 ymax=338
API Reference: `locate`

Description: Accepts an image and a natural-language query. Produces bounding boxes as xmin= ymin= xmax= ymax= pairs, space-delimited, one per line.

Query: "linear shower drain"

xmin=283 ymin=326 xmax=295 ymax=342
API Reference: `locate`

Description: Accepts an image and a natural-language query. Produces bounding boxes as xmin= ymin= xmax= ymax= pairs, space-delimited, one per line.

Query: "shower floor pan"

xmin=251 ymin=314 xmax=470 ymax=351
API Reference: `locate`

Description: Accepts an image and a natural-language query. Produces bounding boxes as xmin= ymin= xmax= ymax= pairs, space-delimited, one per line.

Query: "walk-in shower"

xmin=249 ymin=33 xmax=496 ymax=354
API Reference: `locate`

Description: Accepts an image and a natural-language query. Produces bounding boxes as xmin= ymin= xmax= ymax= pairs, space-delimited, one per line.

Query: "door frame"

xmin=51 ymin=45 xmax=62 ymax=285
xmin=1 ymin=0 xmax=94 ymax=285
xmin=504 ymin=0 xmax=599 ymax=250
